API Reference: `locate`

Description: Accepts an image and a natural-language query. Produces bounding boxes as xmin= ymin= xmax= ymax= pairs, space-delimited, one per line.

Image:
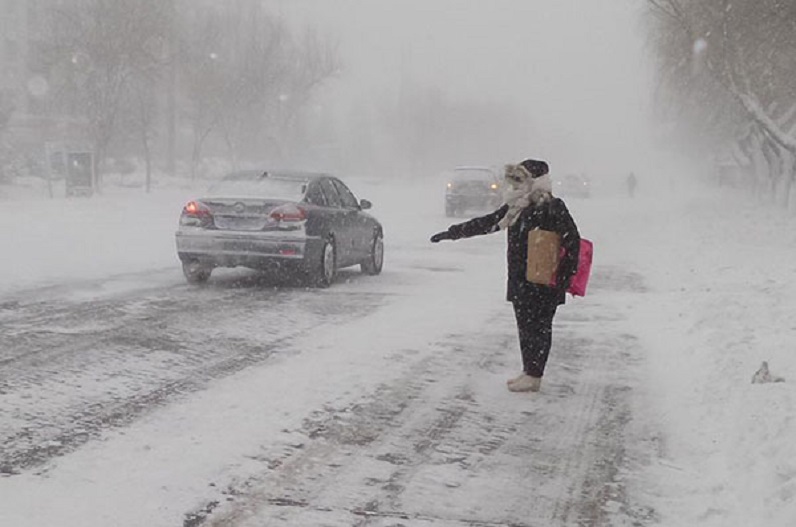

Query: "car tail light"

xmin=180 ymin=200 xmax=214 ymax=227
xmin=270 ymin=203 xmax=306 ymax=223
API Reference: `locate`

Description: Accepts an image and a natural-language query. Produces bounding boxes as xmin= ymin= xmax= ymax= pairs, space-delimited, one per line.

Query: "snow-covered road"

xmin=0 ymin=247 xmax=653 ymax=527
xmin=0 ymin=268 xmax=386 ymax=471
xmin=0 ymin=177 xmax=658 ymax=526
xmin=4 ymin=174 xmax=795 ymax=526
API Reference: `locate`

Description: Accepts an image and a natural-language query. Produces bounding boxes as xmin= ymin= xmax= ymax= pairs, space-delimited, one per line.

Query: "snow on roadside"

xmin=1 ymin=185 xmax=193 ymax=296
xmin=589 ymin=184 xmax=796 ymax=527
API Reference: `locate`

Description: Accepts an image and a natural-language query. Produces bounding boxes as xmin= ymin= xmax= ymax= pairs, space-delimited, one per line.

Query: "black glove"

xmin=430 ymin=231 xmax=452 ymax=243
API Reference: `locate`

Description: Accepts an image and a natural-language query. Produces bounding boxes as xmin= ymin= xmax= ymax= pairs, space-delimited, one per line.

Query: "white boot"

xmin=506 ymin=372 xmax=526 ymax=385
xmin=507 ymin=374 xmax=541 ymax=392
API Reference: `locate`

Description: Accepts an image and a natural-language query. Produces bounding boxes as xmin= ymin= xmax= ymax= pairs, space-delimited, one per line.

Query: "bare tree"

xmin=33 ymin=0 xmax=339 ymax=187
xmin=131 ymin=73 xmax=159 ymax=193
xmin=265 ymin=28 xmax=341 ymax=163
xmin=43 ymin=0 xmax=169 ymax=191
xmin=178 ymin=1 xmax=340 ymax=178
xmin=0 ymin=90 xmax=16 ymax=184
xmin=645 ymin=0 xmax=796 ymax=204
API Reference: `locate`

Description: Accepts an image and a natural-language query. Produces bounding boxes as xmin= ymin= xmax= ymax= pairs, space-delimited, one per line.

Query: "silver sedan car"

xmin=175 ymin=170 xmax=384 ymax=286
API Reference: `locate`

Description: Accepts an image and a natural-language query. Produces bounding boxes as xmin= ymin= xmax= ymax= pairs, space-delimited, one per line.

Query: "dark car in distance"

xmin=444 ymin=166 xmax=501 ymax=217
xmin=175 ymin=170 xmax=384 ymax=287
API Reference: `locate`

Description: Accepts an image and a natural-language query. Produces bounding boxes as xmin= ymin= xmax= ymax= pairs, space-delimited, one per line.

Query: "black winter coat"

xmin=446 ymin=198 xmax=580 ymax=305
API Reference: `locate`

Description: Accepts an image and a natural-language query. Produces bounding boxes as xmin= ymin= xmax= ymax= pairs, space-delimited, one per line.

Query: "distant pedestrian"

xmin=430 ymin=159 xmax=580 ymax=393
xmin=626 ymin=172 xmax=637 ymax=198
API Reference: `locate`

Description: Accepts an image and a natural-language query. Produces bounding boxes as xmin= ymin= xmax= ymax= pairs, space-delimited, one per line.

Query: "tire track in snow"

xmin=0 ymin=273 xmax=386 ymax=473
xmin=187 ymin=268 xmax=658 ymax=526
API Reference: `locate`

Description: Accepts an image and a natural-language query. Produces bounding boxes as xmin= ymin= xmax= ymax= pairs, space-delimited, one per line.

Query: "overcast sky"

xmin=269 ymin=0 xmax=653 ymax=175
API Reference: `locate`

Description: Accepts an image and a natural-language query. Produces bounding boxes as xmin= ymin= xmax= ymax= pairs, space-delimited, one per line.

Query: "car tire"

xmin=182 ymin=260 xmax=212 ymax=284
xmin=311 ymin=237 xmax=336 ymax=288
xmin=361 ymin=231 xmax=384 ymax=275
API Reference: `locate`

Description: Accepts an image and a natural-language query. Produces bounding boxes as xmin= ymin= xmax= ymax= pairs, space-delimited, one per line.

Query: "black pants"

xmin=512 ymin=297 xmax=558 ymax=378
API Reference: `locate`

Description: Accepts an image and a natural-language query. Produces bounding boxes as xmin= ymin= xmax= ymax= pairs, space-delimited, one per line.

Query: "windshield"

xmin=207 ymin=174 xmax=308 ymax=200
xmin=452 ymin=169 xmax=496 ymax=182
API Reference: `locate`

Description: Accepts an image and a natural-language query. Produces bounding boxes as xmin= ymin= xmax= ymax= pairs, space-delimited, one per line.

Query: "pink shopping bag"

xmin=568 ymin=238 xmax=593 ymax=296
xmin=550 ymin=238 xmax=593 ymax=296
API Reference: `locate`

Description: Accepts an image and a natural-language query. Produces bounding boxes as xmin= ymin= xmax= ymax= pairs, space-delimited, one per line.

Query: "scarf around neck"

xmin=498 ymin=165 xmax=552 ymax=229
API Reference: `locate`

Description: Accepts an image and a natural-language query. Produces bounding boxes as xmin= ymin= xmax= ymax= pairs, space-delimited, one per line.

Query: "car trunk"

xmin=202 ymin=197 xmax=297 ymax=231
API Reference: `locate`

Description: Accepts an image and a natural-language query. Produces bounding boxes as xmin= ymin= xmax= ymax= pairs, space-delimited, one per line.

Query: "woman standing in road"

xmin=430 ymin=159 xmax=580 ymax=393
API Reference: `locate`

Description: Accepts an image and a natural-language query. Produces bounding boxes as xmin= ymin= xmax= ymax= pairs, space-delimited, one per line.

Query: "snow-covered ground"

xmin=621 ymin=184 xmax=796 ymax=527
xmin=1 ymin=172 xmax=795 ymax=526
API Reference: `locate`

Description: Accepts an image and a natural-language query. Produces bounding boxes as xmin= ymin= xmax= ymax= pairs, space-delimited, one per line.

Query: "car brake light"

xmin=180 ymin=200 xmax=213 ymax=227
xmin=270 ymin=203 xmax=306 ymax=222
xmin=183 ymin=200 xmax=211 ymax=216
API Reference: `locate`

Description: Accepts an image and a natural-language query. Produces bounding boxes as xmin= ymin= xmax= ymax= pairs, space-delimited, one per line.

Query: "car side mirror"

xmin=359 ymin=199 xmax=372 ymax=210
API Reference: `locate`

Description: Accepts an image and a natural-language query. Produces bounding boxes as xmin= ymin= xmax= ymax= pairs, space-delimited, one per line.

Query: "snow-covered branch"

xmin=728 ymin=59 xmax=796 ymax=153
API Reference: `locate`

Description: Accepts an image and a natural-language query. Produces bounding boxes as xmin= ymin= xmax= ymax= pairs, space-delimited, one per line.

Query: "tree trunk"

xmin=190 ymin=128 xmax=211 ymax=182
xmin=221 ymin=121 xmax=238 ymax=172
xmin=166 ymin=0 xmax=177 ymax=179
xmin=93 ymin=141 xmax=108 ymax=195
xmin=748 ymin=130 xmax=771 ymax=201
xmin=143 ymin=132 xmax=152 ymax=194
xmin=781 ymin=150 xmax=796 ymax=211
xmin=760 ymin=136 xmax=779 ymax=203
xmin=190 ymin=138 xmax=202 ymax=182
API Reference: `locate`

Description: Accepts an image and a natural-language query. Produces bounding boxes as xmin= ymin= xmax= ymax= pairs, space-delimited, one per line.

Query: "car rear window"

xmin=320 ymin=179 xmax=342 ymax=207
xmin=208 ymin=175 xmax=308 ymax=199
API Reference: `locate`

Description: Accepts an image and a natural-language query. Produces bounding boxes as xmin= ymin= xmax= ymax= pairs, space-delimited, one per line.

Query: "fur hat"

xmin=498 ymin=161 xmax=553 ymax=229
xmin=520 ymin=159 xmax=549 ymax=178
xmin=504 ymin=163 xmax=532 ymax=184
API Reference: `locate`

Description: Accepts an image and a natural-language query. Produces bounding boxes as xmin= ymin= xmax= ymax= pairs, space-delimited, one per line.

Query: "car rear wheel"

xmin=361 ymin=231 xmax=384 ymax=275
xmin=182 ymin=260 xmax=212 ymax=284
xmin=311 ymin=237 xmax=336 ymax=288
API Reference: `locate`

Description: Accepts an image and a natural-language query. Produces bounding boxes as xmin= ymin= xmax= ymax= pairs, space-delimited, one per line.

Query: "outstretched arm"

xmin=430 ymin=204 xmax=509 ymax=242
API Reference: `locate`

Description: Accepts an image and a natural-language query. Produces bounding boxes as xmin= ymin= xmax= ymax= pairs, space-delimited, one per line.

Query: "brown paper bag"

xmin=526 ymin=229 xmax=561 ymax=285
